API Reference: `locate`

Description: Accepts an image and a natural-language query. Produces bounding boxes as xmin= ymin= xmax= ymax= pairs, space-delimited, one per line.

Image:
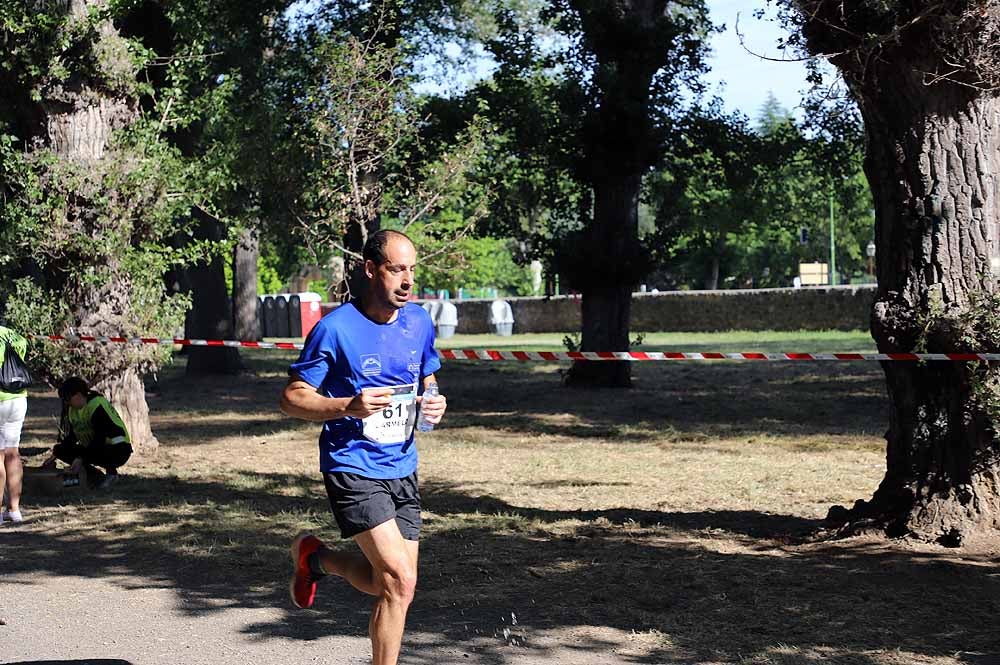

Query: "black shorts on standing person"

xmin=47 ymin=377 xmax=132 ymax=489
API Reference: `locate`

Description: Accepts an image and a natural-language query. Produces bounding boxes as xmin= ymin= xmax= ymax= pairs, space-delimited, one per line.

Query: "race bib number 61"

xmin=361 ymin=383 xmax=417 ymax=444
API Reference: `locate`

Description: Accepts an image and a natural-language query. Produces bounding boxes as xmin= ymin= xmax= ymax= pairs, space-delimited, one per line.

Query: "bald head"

xmin=361 ymin=230 xmax=417 ymax=316
xmin=363 ymin=229 xmax=414 ymax=267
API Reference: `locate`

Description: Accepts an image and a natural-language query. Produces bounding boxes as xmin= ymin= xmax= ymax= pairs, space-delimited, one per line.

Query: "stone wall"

xmin=439 ymin=285 xmax=876 ymax=334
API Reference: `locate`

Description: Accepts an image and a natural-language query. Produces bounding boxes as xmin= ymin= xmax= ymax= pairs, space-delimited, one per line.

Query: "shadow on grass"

xmin=438 ymin=335 xmax=876 ymax=355
xmin=443 ymin=362 xmax=888 ymax=442
xmin=959 ymin=655 xmax=1000 ymax=665
xmin=19 ymin=345 xmax=889 ymax=450
xmin=6 ymin=661 xmax=134 ymax=665
xmin=3 ymin=471 xmax=997 ymax=663
xmin=19 ymin=374 xmax=309 ymax=450
xmin=154 ymin=347 xmax=889 ymax=445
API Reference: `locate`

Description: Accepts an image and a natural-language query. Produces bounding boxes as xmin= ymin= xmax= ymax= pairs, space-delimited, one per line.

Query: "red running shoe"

xmin=289 ymin=533 xmax=324 ymax=608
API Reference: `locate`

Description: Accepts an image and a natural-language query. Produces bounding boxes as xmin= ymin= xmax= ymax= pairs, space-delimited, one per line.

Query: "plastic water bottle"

xmin=417 ymin=383 xmax=438 ymax=432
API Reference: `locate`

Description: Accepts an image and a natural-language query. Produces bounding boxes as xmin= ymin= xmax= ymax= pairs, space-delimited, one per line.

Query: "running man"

xmin=280 ymin=229 xmax=447 ymax=665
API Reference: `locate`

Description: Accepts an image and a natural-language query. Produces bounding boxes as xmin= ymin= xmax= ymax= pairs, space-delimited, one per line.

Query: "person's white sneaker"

xmin=2 ymin=510 xmax=23 ymax=523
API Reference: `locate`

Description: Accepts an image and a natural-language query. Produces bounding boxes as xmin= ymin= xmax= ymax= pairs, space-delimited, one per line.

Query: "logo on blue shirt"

xmin=361 ymin=354 xmax=382 ymax=376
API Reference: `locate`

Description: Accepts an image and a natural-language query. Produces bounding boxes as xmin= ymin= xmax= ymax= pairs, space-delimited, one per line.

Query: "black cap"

xmin=58 ymin=377 xmax=90 ymax=401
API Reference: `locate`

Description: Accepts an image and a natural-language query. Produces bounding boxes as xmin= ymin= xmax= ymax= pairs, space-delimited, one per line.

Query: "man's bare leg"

xmin=315 ymin=547 xmax=378 ymax=596
xmin=353 ymin=519 xmax=419 ymax=665
xmin=315 ymin=525 xmax=419 ymax=598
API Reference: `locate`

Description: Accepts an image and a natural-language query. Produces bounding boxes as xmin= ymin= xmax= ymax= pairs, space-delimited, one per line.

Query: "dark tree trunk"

xmin=566 ymin=174 xmax=642 ymax=387
xmin=562 ymin=1 xmax=678 ymax=388
xmin=793 ymin=3 xmax=1000 ymax=543
xmin=186 ymin=211 xmax=243 ymax=374
xmin=232 ymin=227 xmax=261 ymax=341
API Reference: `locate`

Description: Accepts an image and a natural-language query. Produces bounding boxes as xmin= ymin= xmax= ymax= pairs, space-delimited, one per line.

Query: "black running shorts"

xmin=323 ymin=471 xmax=422 ymax=541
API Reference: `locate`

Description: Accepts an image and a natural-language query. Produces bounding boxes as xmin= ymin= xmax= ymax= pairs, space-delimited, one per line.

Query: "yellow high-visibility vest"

xmin=68 ymin=396 xmax=130 ymax=448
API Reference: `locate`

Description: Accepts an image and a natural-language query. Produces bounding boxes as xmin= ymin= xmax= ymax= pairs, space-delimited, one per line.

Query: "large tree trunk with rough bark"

xmin=232 ymin=227 xmax=261 ymax=341
xmin=793 ymin=2 xmax=1000 ymax=543
xmin=343 ymin=202 xmax=380 ymax=302
xmin=41 ymin=0 xmax=160 ymax=453
xmin=849 ymin=86 xmax=1000 ymax=544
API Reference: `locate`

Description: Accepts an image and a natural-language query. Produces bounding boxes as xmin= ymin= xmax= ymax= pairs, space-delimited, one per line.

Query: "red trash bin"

xmin=297 ymin=292 xmax=323 ymax=337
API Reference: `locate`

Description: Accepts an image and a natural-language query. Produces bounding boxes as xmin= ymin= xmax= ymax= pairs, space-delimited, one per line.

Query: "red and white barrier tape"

xmin=29 ymin=334 xmax=1000 ymax=361
xmin=437 ymin=350 xmax=1000 ymax=361
xmin=37 ymin=334 xmax=304 ymax=350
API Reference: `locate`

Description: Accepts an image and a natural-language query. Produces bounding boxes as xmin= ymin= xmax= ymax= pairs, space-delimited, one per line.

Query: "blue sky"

xmin=703 ymin=0 xmax=817 ymax=120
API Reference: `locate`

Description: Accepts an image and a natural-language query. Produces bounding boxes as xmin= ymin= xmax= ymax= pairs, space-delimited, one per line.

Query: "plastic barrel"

xmin=288 ymin=295 xmax=303 ymax=338
xmin=263 ymin=296 xmax=278 ymax=338
xmin=275 ymin=295 xmax=290 ymax=338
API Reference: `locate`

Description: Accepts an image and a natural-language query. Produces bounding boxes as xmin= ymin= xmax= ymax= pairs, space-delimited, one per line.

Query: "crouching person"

xmin=42 ymin=377 xmax=132 ymax=489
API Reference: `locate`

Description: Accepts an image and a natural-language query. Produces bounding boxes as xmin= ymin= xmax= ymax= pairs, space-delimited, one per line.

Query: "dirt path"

xmin=0 ymin=529 xmax=653 ymax=665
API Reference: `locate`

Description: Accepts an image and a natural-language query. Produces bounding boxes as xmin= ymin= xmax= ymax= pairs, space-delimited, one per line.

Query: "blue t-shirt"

xmin=289 ymin=301 xmax=441 ymax=479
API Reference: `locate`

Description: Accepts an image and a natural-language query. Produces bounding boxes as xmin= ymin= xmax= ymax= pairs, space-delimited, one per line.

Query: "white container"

xmin=488 ymin=300 xmax=514 ymax=336
xmin=437 ymin=301 xmax=458 ymax=339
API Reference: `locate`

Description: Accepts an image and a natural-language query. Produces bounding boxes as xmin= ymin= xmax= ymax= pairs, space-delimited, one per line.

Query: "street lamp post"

xmin=829 ymin=189 xmax=837 ymax=285
xmin=866 ymin=240 xmax=876 ymax=282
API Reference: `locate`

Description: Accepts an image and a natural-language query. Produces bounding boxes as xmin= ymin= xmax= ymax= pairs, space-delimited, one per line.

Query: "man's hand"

xmin=417 ymin=391 xmax=447 ymax=425
xmin=346 ymin=388 xmax=394 ymax=419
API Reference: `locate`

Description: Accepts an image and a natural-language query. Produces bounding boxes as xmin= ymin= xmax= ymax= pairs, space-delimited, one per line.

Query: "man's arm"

xmin=280 ymin=376 xmax=393 ymax=422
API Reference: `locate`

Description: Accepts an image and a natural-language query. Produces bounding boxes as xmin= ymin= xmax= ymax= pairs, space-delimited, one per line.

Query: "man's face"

xmin=365 ymin=236 xmax=417 ymax=310
xmin=68 ymin=393 xmax=86 ymax=409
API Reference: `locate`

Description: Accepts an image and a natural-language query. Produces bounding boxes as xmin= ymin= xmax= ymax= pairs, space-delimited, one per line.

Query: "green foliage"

xmin=645 ymin=98 xmax=873 ymax=290
xmin=0 ymin=129 xmax=195 ymax=383
xmin=421 ymin=0 xmax=715 ymax=302
xmin=0 ymin=1 xmax=232 ymax=386
xmin=562 ymin=332 xmax=581 ymax=352
xmin=257 ymin=246 xmax=287 ymax=294
xmin=408 ymin=221 xmax=533 ymax=296
xmin=455 ymin=71 xmax=588 ymax=265
xmin=0 ymin=1 xmax=152 ymax=108
xmin=275 ymin=20 xmax=495 ymax=290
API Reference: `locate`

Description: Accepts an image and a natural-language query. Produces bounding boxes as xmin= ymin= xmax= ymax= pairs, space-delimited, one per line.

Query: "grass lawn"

xmin=437 ymin=330 xmax=877 ymax=354
xmin=7 ymin=330 xmax=999 ymax=664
